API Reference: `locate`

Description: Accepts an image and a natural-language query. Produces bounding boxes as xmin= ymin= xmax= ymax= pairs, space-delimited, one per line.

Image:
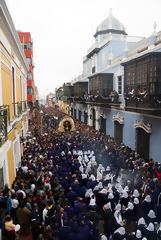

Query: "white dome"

xmin=95 ymin=9 xmax=126 ymax=38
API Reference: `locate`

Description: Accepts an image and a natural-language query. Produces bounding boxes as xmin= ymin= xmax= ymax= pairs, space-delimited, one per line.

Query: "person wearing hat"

xmin=135 ymin=229 xmax=142 ymax=239
xmin=114 ymin=208 xmax=124 ymax=229
xmin=97 ymin=189 xmax=108 ymax=207
xmin=133 ymin=197 xmax=140 ymax=221
xmin=45 ymin=177 xmax=51 ymax=190
xmin=157 ymin=222 xmax=161 ymax=239
xmin=142 ymin=195 xmax=152 ymax=217
xmin=88 ymin=194 xmax=97 ymax=211
xmin=100 ymin=234 xmax=107 ymax=240
xmin=137 ymin=217 xmax=146 ymax=235
xmin=107 ymin=192 xmax=115 ymax=211
xmin=112 ymin=226 xmax=127 ymax=240
xmin=120 ymin=190 xmax=129 ymax=208
xmin=144 ymin=222 xmax=157 ymax=240
xmin=123 ymin=202 xmax=135 ymax=227
xmin=145 ymin=209 xmax=157 ymax=224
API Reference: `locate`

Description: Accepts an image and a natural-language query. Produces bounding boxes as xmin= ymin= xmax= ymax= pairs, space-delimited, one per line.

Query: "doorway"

xmin=92 ymin=108 xmax=96 ymax=128
xmin=78 ymin=110 xmax=82 ymax=121
xmin=0 ymin=168 xmax=4 ymax=189
xmin=74 ymin=109 xmax=77 ymax=119
xmin=136 ymin=128 xmax=150 ymax=159
xmin=100 ymin=116 xmax=106 ymax=135
xmin=84 ymin=111 xmax=88 ymax=124
xmin=114 ymin=121 xmax=123 ymax=143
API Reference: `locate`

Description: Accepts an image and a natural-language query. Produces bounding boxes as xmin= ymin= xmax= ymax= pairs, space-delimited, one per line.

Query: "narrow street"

xmin=1 ymin=107 xmax=161 ymax=240
xmin=1 ymin=1 xmax=161 ymax=239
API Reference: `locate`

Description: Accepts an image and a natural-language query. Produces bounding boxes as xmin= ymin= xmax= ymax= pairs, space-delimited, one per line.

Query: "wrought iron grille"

xmin=0 ymin=105 xmax=9 ymax=147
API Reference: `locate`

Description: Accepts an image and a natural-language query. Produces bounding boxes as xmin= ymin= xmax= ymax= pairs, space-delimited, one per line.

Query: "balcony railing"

xmin=68 ymin=95 xmax=120 ymax=106
xmin=22 ymin=101 xmax=28 ymax=112
xmin=0 ymin=105 xmax=10 ymax=147
xmin=12 ymin=102 xmax=22 ymax=117
xmin=124 ymin=94 xmax=161 ymax=110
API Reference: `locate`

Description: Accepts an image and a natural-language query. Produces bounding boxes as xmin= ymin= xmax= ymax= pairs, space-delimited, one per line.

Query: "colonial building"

xmin=58 ymin=9 xmax=161 ymax=162
xmin=56 ymin=83 xmax=74 ymax=114
xmin=17 ymin=31 xmax=35 ymax=120
xmin=0 ymin=0 xmax=29 ymax=188
xmin=46 ymin=92 xmax=55 ymax=107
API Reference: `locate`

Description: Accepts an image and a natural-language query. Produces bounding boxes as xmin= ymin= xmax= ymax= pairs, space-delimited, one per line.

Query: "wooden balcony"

xmin=68 ymin=95 xmax=120 ymax=108
xmin=125 ymin=94 xmax=161 ymax=115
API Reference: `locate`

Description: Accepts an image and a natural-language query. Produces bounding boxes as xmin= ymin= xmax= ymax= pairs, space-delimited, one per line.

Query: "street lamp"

xmin=40 ymin=110 xmax=43 ymax=134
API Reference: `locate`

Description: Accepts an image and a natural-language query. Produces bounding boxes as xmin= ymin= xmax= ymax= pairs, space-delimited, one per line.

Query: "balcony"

xmin=85 ymin=95 xmax=120 ymax=107
xmin=69 ymin=95 xmax=120 ymax=108
xmin=27 ymin=94 xmax=34 ymax=103
xmin=24 ymin=49 xmax=32 ymax=58
xmin=27 ymin=79 xmax=34 ymax=88
xmin=22 ymin=101 xmax=28 ymax=112
xmin=12 ymin=102 xmax=23 ymax=117
xmin=124 ymin=94 xmax=161 ymax=115
xmin=0 ymin=105 xmax=10 ymax=147
xmin=73 ymin=97 xmax=86 ymax=104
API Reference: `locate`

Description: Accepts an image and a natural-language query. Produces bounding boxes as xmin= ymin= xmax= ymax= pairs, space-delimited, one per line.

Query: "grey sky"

xmin=5 ymin=0 xmax=161 ymax=97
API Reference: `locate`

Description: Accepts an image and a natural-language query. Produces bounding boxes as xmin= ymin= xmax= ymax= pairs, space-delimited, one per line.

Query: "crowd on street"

xmin=1 ymin=106 xmax=161 ymax=240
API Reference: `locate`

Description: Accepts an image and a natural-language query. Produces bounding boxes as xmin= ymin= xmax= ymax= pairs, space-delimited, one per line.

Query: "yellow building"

xmin=58 ymin=100 xmax=69 ymax=114
xmin=0 ymin=0 xmax=29 ymax=188
xmin=46 ymin=92 xmax=55 ymax=107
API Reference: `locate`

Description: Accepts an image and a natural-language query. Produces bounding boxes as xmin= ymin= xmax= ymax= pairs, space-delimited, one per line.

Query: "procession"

xmin=0 ymin=106 xmax=161 ymax=240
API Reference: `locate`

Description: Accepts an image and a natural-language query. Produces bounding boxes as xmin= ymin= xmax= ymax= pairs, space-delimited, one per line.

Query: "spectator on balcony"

xmin=140 ymin=88 xmax=147 ymax=96
xmin=137 ymin=88 xmax=147 ymax=101
xmin=94 ymin=91 xmax=100 ymax=100
xmin=109 ymin=91 xmax=115 ymax=102
xmin=109 ymin=90 xmax=119 ymax=103
xmin=128 ymin=88 xmax=134 ymax=95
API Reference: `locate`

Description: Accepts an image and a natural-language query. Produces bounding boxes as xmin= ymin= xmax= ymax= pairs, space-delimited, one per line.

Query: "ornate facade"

xmin=56 ymin=9 xmax=161 ymax=162
xmin=0 ymin=0 xmax=29 ymax=187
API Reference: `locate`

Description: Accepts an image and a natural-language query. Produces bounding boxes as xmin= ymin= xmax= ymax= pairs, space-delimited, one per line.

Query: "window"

xmin=92 ymin=54 xmax=97 ymax=74
xmin=20 ymin=76 xmax=22 ymax=101
xmin=92 ymin=66 xmax=96 ymax=74
xmin=150 ymin=83 xmax=155 ymax=94
xmin=24 ymin=44 xmax=27 ymax=50
xmin=23 ymin=43 xmax=31 ymax=50
xmin=27 ymin=87 xmax=33 ymax=95
xmin=26 ymin=58 xmax=31 ymax=64
xmin=117 ymin=76 xmax=122 ymax=94
xmin=27 ymin=73 xmax=32 ymax=79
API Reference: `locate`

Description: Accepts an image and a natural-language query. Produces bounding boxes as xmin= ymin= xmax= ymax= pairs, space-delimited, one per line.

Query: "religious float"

xmin=57 ymin=116 xmax=78 ymax=136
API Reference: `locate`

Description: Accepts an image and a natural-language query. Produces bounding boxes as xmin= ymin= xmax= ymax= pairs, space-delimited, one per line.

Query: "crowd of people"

xmin=1 ymin=106 xmax=161 ymax=240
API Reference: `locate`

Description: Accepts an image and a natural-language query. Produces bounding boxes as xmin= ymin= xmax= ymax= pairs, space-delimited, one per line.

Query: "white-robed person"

xmin=114 ymin=208 xmax=124 ymax=228
xmin=137 ymin=217 xmax=146 ymax=235
xmin=144 ymin=222 xmax=157 ymax=240
xmin=157 ymin=222 xmax=161 ymax=239
xmin=112 ymin=226 xmax=127 ymax=240
xmin=107 ymin=192 xmax=115 ymax=210
xmin=146 ymin=209 xmax=157 ymax=224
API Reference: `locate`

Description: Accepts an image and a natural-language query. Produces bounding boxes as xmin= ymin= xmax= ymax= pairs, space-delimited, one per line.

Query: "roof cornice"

xmin=0 ymin=0 xmax=29 ymax=71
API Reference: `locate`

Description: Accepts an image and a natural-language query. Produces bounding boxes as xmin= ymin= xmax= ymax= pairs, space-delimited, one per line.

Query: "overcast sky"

xmin=5 ymin=0 xmax=161 ymax=97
